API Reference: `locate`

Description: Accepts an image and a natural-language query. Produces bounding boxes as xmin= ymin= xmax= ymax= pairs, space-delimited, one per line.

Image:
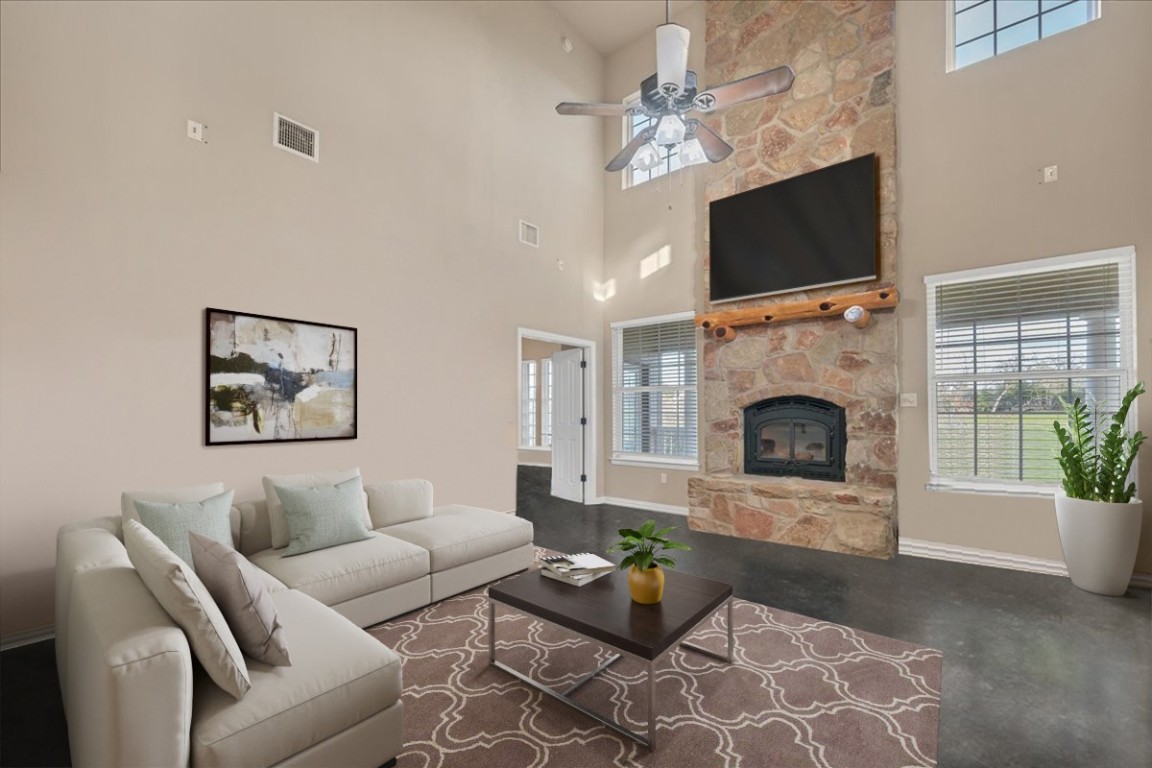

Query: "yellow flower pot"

xmin=628 ymin=564 xmax=665 ymax=604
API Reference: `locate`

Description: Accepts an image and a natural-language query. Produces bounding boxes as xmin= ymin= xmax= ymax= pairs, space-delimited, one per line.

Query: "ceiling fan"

xmin=555 ymin=1 xmax=795 ymax=173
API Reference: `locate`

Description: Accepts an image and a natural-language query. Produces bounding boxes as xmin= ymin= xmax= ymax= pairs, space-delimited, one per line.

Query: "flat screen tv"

xmin=708 ymin=153 xmax=877 ymax=304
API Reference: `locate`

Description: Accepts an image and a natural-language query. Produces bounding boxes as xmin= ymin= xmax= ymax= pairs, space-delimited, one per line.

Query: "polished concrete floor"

xmin=3 ymin=467 xmax=1149 ymax=767
xmin=516 ymin=466 xmax=1151 ymax=768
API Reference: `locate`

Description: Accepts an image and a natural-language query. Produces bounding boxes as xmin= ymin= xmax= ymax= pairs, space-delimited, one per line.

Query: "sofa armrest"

xmin=67 ymin=566 xmax=193 ymax=768
xmin=365 ymin=480 xmax=434 ymax=528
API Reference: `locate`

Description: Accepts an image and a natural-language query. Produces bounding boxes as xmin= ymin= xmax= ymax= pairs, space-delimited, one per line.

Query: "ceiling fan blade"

xmin=606 ymin=126 xmax=656 ymax=172
xmin=691 ymin=121 xmax=734 ymax=162
xmin=656 ymin=23 xmax=690 ymax=96
xmin=556 ymin=102 xmax=630 ymax=117
xmin=693 ymin=66 xmax=796 ymax=112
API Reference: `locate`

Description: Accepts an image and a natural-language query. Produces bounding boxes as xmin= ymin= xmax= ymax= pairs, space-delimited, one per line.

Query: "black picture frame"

xmin=205 ymin=308 xmax=357 ymax=446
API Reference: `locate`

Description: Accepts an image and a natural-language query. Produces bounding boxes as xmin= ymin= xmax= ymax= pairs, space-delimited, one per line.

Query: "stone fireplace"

xmin=744 ymin=395 xmax=846 ymax=481
xmin=687 ymin=0 xmax=898 ymax=559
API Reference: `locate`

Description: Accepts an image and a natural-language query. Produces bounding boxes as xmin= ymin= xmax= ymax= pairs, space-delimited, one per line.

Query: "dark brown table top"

xmin=489 ymin=567 xmax=733 ymax=660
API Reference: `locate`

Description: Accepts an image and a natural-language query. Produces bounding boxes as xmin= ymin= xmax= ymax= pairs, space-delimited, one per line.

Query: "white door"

xmin=550 ymin=348 xmax=585 ymax=502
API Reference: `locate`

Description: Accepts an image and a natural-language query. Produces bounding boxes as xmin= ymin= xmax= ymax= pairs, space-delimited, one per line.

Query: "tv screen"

xmin=708 ymin=153 xmax=877 ymax=304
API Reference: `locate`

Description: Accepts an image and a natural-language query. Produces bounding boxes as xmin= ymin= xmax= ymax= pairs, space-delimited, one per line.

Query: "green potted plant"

xmin=1053 ymin=381 xmax=1146 ymax=595
xmin=607 ymin=520 xmax=691 ymax=604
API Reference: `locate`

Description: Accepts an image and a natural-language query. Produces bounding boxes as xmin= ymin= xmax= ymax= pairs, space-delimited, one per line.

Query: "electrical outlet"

xmin=1041 ymin=165 xmax=1058 ymax=184
xmin=899 ymin=392 xmax=918 ymax=408
xmin=556 ymin=259 xmax=565 ymax=271
xmin=187 ymin=120 xmax=206 ymax=143
xmin=660 ymin=473 xmax=668 ymax=484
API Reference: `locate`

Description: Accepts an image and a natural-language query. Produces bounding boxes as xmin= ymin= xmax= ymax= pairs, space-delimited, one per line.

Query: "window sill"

xmin=611 ymin=456 xmax=699 ymax=471
xmin=518 ymin=446 xmax=552 ymax=452
xmin=926 ymin=481 xmax=1058 ymax=499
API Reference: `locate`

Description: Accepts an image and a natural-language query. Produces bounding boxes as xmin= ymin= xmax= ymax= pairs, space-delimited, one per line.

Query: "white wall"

xmin=0 ymin=0 xmax=606 ymax=636
xmin=895 ymin=0 xmax=1152 ymax=570
xmin=599 ymin=2 xmax=705 ymax=510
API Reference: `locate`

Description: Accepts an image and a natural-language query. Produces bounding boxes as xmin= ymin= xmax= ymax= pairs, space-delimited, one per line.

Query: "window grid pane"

xmin=520 ymin=360 xmax=537 ymax=447
xmin=952 ymin=0 xmax=1095 ymax=69
xmin=624 ymin=111 xmax=682 ymax=189
xmin=613 ymin=317 xmax=698 ymax=461
xmin=540 ymin=359 xmax=553 ymax=448
xmin=928 ymin=253 xmax=1135 ymax=490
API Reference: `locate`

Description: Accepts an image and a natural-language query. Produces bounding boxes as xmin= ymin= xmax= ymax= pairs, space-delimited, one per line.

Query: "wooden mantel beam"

xmin=696 ymin=286 xmax=899 ymax=332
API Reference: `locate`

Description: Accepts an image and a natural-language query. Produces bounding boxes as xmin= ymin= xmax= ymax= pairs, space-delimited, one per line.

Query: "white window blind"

xmin=519 ymin=360 xmax=537 ymax=448
xmin=926 ymin=247 xmax=1136 ymax=492
xmin=541 ymin=358 xmax=553 ymax=448
xmin=612 ymin=313 xmax=698 ymax=464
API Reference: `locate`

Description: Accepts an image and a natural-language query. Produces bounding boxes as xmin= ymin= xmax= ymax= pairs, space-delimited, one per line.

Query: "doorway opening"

xmin=517 ymin=328 xmax=597 ymax=504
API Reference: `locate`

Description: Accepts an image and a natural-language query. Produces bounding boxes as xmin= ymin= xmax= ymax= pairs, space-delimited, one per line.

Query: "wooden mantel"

xmin=696 ymin=286 xmax=899 ymax=339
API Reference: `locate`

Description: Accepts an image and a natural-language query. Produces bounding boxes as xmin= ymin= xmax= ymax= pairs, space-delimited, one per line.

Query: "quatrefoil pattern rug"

xmin=368 ymin=559 xmax=940 ymax=768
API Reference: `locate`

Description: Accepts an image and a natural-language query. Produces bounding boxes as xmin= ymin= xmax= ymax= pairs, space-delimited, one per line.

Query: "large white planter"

xmin=1055 ymin=491 xmax=1143 ymax=596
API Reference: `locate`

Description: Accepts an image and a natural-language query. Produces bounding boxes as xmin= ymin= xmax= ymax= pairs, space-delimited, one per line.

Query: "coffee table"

xmin=487 ymin=567 xmax=734 ymax=749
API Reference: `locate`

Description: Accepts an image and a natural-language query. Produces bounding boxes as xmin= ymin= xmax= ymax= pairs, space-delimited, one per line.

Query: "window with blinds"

xmin=519 ymin=360 xmax=537 ymax=448
xmin=925 ymin=247 xmax=1136 ymax=492
xmin=612 ymin=312 xmax=698 ymax=465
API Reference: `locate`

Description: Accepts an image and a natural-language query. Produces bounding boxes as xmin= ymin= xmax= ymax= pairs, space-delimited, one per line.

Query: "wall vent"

xmin=519 ymin=220 xmax=540 ymax=248
xmin=273 ymin=112 xmax=319 ymax=162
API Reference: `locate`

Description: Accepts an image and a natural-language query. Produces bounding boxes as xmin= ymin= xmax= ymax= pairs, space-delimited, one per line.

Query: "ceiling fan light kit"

xmin=555 ymin=2 xmax=794 ymax=174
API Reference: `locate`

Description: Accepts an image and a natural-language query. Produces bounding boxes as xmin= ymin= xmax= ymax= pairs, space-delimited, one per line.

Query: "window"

xmin=925 ymin=247 xmax=1136 ymax=493
xmin=950 ymin=0 xmax=1099 ymax=70
xmin=622 ymin=93 xmax=681 ymax=188
xmin=519 ymin=360 xmax=536 ymax=448
xmin=540 ymin=358 xmax=553 ymax=448
xmin=612 ymin=312 xmax=698 ymax=466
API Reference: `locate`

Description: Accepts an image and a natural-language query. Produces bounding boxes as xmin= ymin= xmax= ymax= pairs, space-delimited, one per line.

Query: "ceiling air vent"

xmin=519 ymin=220 xmax=540 ymax=248
xmin=273 ymin=112 xmax=319 ymax=162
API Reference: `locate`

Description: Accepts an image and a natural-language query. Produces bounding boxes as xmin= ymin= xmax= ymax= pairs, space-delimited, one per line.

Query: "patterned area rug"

xmin=367 ymin=558 xmax=940 ymax=768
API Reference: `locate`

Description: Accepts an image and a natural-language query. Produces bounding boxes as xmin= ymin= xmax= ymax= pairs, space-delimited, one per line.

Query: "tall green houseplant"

xmin=1053 ymin=381 xmax=1146 ymax=502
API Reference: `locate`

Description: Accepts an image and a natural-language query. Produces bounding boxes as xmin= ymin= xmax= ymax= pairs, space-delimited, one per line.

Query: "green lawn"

xmin=937 ymin=412 xmax=1063 ymax=484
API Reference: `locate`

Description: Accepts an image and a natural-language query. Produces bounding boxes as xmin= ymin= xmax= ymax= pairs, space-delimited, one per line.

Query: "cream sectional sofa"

xmin=55 ymin=479 xmax=534 ymax=768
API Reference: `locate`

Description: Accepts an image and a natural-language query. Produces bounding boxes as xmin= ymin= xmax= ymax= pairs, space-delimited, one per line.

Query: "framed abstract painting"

xmin=205 ymin=308 xmax=357 ymax=445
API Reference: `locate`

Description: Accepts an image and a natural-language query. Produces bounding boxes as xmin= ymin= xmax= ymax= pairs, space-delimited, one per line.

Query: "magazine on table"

xmin=540 ymin=552 xmax=615 ymax=577
xmin=540 ymin=567 xmax=610 ymax=587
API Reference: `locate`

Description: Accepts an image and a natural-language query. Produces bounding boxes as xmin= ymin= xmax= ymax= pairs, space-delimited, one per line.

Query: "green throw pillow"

xmin=275 ymin=477 xmax=372 ymax=556
xmin=134 ymin=490 xmax=235 ymax=568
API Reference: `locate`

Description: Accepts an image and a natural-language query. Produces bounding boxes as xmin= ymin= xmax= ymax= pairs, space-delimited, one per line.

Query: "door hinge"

xmin=579 ymin=417 xmax=587 ymax=426
xmin=580 ymin=474 xmax=587 ymax=482
xmin=580 ymin=360 xmax=587 ymax=369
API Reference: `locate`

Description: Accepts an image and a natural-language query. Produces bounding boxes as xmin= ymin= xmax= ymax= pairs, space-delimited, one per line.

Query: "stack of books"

xmin=540 ymin=552 xmax=616 ymax=587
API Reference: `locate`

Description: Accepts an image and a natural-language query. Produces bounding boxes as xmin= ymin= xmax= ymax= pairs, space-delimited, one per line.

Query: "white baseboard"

xmin=517 ymin=462 xmax=552 ymax=469
xmin=1 ymin=625 xmax=54 ymax=651
xmin=899 ymin=537 xmax=1152 ymax=589
xmin=598 ymin=496 xmax=689 ymax=517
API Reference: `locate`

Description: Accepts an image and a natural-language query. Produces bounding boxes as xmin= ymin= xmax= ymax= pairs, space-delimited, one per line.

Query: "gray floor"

xmin=2 ymin=467 xmax=1149 ymax=767
xmin=516 ymin=466 xmax=1152 ymax=768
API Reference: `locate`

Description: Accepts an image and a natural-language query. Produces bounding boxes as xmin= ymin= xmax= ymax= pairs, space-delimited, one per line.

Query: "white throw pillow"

xmin=262 ymin=468 xmax=370 ymax=549
xmin=121 ymin=482 xmax=240 ymax=548
xmin=123 ymin=519 xmax=251 ymax=700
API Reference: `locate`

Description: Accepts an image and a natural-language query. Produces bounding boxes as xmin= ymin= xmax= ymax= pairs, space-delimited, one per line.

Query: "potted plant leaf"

xmin=1053 ymin=381 xmax=1146 ymax=595
xmin=607 ymin=520 xmax=691 ymax=604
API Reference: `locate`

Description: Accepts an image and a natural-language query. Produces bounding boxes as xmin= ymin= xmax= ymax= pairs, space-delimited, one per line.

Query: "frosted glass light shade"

xmin=656 ymin=23 xmax=690 ymax=95
xmin=680 ymin=137 xmax=708 ymax=166
xmin=654 ymin=115 xmax=686 ymax=147
xmin=632 ymin=142 xmax=662 ymax=172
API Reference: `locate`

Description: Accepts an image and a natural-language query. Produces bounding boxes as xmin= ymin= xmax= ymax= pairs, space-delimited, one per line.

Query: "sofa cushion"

xmin=262 ymin=469 xmax=370 ymax=549
xmin=276 ymin=477 xmax=373 ymax=556
xmin=123 ymin=519 xmax=251 ymax=700
xmin=384 ymin=505 xmax=533 ymax=572
xmin=191 ymin=589 xmax=402 ymax=767
xmin=247 ymin=532 xmax=429 ymax=607
xmin=366 ymin=479 xmax=433 ymax=527
xmin=133 ymin=490 xmax=235 ymax=568
xmin=189 ymin=533 xmax=291 ymax=667
xmin=121 ymin=481 xmax=240 ymax=549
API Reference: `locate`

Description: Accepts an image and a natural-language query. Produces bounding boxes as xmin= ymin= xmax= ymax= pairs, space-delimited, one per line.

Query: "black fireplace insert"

xmin=743 ymin=396 xmax=846 ymax=481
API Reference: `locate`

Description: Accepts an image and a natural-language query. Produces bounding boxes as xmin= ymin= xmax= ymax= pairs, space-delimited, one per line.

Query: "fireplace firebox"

xmin=743 ymin=396 xmax=846 ymax=481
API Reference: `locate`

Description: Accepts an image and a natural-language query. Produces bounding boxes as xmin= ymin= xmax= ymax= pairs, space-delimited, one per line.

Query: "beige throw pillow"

xmin=123 ymin=519 xmax=251 ymax=699
xmin=366 ymin=479 xmax=434 ymax=528
xmin=262 ymin=468 xmax=369 ymax=549
xmin=188 ymin=532 xmax=291 ymax=666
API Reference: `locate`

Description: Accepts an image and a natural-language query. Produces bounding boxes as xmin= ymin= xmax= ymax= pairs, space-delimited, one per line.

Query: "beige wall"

xmin=0 ymin=0 xmax=606 ymax=636
xmin=517 ymin=338 xmax=564 ymax=465
xmin=598 ymin=2 xmax=705 ymax=510
xmin=895 ymin=0 xmax=1152 ymax=570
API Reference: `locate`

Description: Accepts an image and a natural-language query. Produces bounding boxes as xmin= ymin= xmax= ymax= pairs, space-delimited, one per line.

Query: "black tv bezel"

xmin=707 ymin=153 xmax=879 ymax=305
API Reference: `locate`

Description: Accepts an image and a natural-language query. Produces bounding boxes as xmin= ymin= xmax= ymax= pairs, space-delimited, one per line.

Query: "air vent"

xmin=273 ymin=112 xmax=319 ymax=162
xmin=519 ymin=220 xmax=540 ymax=248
